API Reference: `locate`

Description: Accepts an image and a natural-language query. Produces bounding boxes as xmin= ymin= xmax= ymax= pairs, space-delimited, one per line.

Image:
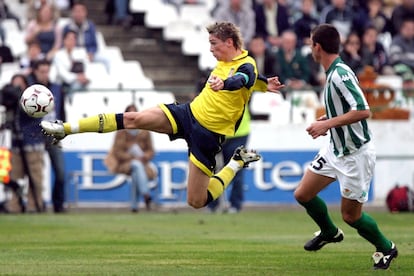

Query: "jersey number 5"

xmin=311 ymin=155 xmax=327 ymax=171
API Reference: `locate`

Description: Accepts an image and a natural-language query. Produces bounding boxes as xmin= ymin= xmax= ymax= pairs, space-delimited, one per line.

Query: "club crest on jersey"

xmin=341 ymin=74 xmax=351 ymax=82
xmin=228 ymin=68 xmax=235 ymax=78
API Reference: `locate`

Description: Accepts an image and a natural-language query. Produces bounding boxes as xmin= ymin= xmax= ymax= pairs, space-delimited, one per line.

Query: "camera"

xmin=0 ymin=84 xmax=23 ymax=129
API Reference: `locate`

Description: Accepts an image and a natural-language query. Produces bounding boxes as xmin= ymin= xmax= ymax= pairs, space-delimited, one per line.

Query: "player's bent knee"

xmin=341 ymin=212 xmax=359 ymax=225
xmin=294 ymin=189 xmax=308 ymax=203
xmin=187 ymin=197 xmax=205 ymax=209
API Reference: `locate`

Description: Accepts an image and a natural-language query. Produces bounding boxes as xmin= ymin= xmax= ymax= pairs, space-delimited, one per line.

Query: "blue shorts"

xmin=160 ymin=102 xmax=224 ymax=176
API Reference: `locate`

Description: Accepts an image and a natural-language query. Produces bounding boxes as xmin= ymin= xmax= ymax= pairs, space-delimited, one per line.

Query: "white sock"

xmin=227 ymin=159 xmax=242 ymax=172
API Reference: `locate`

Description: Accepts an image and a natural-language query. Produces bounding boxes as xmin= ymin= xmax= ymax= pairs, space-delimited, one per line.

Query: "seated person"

xmin=19 ymin=40 xmax=46 ymax=75
xmin=339 ymin=32 xmax=369 ymax=75
xmin=248 ymin=35 xmax=276 ymax=77
xmin=25 ymin=3 xmax=62 ymax=61
xmin=51 ymin=30 xmax=90 ymax=92
xmin=319 ymin=0 xmax=355 ymax=42
xmin=253 ymin=0 xmax=291 ymax=49
xmin=389 ymin=17 xmax=414 ymax=88
xmin=105 ymin=104 xmax=156 ymax=212
xmin=360 ymin=25 xmax=390 ymax=75
xmin=62 ymin=2 xmax=98 ymax=62
xmin=274 ymin=30 xmax=311 ymax=97
xmin=213 ymin=0 xmax=256 ymax=46
xmin=293 ymin=0 xmax=319 ymax=48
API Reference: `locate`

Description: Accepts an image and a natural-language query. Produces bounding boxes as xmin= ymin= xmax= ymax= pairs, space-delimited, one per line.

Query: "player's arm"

xmin=222 ymin=63 xmax=257 ymax=90
xmin=306 ymin=75 xmax=370 ymax=139
xmin=208 ymin=63 xmax=256 ymax=92
xmin=250 ymin=72 xmax=284 ymax=93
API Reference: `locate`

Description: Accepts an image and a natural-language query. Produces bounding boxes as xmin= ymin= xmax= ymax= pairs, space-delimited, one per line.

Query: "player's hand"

xmin=306 ymin=120 xmax=329 ymax=139
xmin=208 ymin=75 xmax=223 ymax=91
xmin=317 ymin=115 xmax=327 ymax=121
xmin=267 ymin=76 xmax=284 ymax=93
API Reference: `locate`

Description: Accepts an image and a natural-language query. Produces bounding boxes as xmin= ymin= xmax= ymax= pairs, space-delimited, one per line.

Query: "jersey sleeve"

xmin=333 ymin=67 xmax=369 ymax=111
xmin=252 ymin=73 xmax=269 ymax=92
xmin=223 ymin=63 xmax=257 ymax=91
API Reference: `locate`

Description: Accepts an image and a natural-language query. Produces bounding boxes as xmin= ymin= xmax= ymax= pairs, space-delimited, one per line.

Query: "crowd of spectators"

xmin=0 ymin=1 xmax=98 ymax=92
xmin=205 ymin=0 xmax=414 ymax=95
xmin=1 ymin=0 xmax=414 ymax=95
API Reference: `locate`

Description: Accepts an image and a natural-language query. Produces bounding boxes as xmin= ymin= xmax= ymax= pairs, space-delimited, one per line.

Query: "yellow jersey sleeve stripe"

xmin=189 ymin=153 xmax=213 ymax=177
xmin=159 ymin=103 xmax=178 ymax=134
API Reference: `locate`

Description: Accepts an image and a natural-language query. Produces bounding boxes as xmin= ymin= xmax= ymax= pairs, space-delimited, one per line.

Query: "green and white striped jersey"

xmin=324 ymin=57 xmax=371 ymax=157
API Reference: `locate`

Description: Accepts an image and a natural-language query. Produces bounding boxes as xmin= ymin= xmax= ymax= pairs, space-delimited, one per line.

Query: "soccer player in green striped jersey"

xmin=294 ymin=24 xmax=398 ymax=270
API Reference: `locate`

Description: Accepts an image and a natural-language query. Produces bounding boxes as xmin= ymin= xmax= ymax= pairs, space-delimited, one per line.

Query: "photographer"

xmin=27 ymin=59 xmax=66 ymax=213
xmin=1 ymin=74 xmax=45 ymax=213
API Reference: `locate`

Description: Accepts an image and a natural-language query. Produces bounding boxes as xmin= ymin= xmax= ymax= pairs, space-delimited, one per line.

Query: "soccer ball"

xmin=20 ymin=84 xmax=55 ymax=118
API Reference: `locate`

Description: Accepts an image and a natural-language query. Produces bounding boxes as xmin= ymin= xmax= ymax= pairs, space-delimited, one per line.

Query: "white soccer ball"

xmin=20 ymin=84 xmax=55 ymax=118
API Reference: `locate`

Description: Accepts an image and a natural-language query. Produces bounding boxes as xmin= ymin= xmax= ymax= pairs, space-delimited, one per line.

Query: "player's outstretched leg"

xmin=231 ymin=145 xmax=261 ymax=168
xmin=41 ymin=113 xmax=123 ymax=143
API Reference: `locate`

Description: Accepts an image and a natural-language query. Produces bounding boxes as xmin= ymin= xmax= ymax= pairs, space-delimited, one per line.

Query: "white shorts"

xmin=308 ymin=142 xmax=376 ymax=203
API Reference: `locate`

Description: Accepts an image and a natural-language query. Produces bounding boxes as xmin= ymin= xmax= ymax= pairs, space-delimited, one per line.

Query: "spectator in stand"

xmin=0 ymin=0 xmax=23 ymax=30
xmin=52 ymin=30 xmax=90 ymax=93
xmin=354 ymin=0 xmax=392 ymax=37
xmin=389 ymin=17 xmax=414 ymax=89
xmin=25 ymin=3 xmax=62 ymax=61
xmin=390 ymin=0 xmax=414 ymax=36
xmin=27 ymin=59 xmax=66 ymax=213
xmin=63 ymin=1 xmax=98 ymax=63
xmin=319 ymin=0 xmax=355 ymax=42
xmin=248 ymin=35 xmax=276 ymax=77
xmin=313 ymin=0 xmax=330 ymax=14
xmin=360 ymin=25 xmax=390 ymax=75
xmin=293 ymin=0 xmax=319 ymax=48
xmin=213 ymin=0 xmax=256 ymax=46
xmin=27 ymin=0 xmax=62 ymax=21
xmin=274 ymin=30 xmax=310 ymax=97
xmin=105 ymin=104 xmax=156 ymax=212
xmin=7 ymin=74 xmax=46 ymax=213
xmin=253 ymin=0 xmax=290 ymax=49
xmin=105 ymin=0 xmax=132 ymax=28
xmin=339 ymin=32 xmax=369 ymax=75
xmin=0 ymin=42 xmax=14 ymax=63
xmin=19 ymin=40 xmax=46 ymax=76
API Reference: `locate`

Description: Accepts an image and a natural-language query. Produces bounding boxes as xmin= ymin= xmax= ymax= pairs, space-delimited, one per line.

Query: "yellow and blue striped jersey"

xmin=190 ymin=50 xmax=268 ymax=136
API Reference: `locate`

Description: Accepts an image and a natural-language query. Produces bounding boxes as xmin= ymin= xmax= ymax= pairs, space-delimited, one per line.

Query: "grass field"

xmin=0 ymin=208 xmax=412 ymax=275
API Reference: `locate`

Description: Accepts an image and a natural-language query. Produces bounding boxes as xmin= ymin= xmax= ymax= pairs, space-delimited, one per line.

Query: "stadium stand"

xmin=144 ymin=3 xmax=178 ymax=30
xmin=2 ymin=0 xmax=412 ymax=122
xmin=108 ymin=60 xmax=154 ymax=90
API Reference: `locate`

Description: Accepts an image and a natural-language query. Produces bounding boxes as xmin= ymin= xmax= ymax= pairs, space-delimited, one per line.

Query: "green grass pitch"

xmin=0 ymin=208 xmax=412 ymax=275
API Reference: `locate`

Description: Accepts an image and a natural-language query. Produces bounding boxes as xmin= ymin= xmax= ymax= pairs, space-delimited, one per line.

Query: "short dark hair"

xmin=63 ymin=29 xmax=77 ymax=40
xmin=206 ymin=21 xmax=243 ymax=50
xmin=311 ymin=24 xmax=341 ymax=54
xmin=32 ymin=59 xmax=51 ymax=70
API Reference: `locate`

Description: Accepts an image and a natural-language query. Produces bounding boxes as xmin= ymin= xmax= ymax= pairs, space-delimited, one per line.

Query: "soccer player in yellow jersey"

xmin=40 ymin=21 xmax=284 ymax=209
